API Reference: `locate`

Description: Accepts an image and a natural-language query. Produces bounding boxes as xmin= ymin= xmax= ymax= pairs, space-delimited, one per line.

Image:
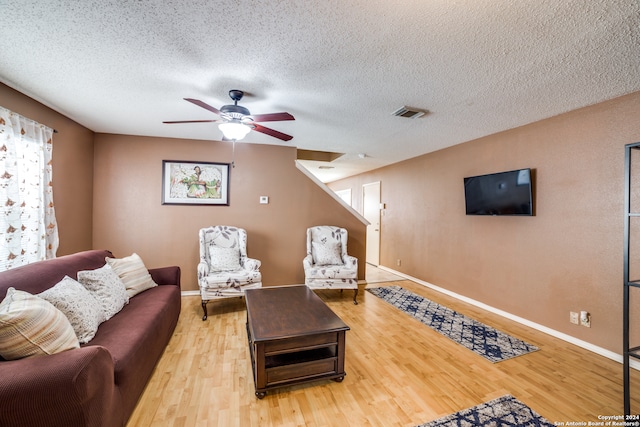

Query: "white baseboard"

xmin=181 ymin=290 xmax=199 ymax=297
xmin=375 ymin=265 xmax=640 ymax=371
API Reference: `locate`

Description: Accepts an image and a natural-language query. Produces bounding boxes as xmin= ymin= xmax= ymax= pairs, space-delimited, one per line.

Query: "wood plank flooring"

xmin=128 ymin=280 xmax=640 ymax=426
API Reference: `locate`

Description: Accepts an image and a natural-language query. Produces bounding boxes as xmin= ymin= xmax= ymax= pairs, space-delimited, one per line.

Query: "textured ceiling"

xmin=1 ymin=1 xmax=639 ymax=182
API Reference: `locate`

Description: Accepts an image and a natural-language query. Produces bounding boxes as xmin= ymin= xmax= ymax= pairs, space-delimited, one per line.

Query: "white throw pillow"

xmin=105 ymin=253 xmax=158 ymax=298
xmin=77 ymin=264 xmax=129 ymax=320
xmin=312 ymin=241 xmax=343 ymax=266
xmin=209 ymin=245 xmax=241 ymax=272
xmin=38 ymin=276 xmax=106 ymax=344
xmin=0 ymin=287 xmax=79 ymax=360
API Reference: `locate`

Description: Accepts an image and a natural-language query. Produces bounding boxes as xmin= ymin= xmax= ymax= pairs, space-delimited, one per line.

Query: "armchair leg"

xmin=339 ymin=289 xmax=358 ymax=304
xmin=201 ymin=300 xmax=209 ymax=321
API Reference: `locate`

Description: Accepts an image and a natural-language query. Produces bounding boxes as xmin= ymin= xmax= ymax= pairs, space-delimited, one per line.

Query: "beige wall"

xmin=92 ymin=134 xmax=366 ymax=291
xmin=0 ymin=83 xmax=94 ymax=255
xmin=329 ymin=91 xmax=640 ymax=354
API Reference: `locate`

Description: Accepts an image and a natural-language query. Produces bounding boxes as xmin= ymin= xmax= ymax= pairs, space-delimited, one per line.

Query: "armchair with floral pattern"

xmin=303 ymin=225 xmax=359 ymax=304
xmin=198 ymin=226 xmax=262 ymax=320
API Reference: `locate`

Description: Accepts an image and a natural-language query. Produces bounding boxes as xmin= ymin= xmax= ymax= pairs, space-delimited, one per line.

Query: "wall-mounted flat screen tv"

xmin=464 ymin=168 xmax=533 ymax=216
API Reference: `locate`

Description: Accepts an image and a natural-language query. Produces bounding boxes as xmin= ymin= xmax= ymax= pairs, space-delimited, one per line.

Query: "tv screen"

xmin=464 ymin=169 xmax=533 ymax=216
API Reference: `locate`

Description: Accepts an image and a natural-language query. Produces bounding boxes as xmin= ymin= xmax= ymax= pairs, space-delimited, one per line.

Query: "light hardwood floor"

xmin=128 ymin=279 xmax=640 ymax=426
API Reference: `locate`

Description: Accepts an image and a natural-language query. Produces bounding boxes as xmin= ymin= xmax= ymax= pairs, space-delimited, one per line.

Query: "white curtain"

xmin=0 ymin=106 xmax=58 ymax=271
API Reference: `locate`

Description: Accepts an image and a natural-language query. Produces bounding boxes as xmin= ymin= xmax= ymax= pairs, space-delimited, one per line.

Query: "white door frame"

xmin=362 ymin=181 xmax=381 ymax=266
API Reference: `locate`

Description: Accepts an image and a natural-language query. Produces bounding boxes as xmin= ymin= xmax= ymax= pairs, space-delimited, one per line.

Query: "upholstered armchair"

xmin=198 ymin=226 xmax=262 ymax=320
xmin=303 ymin=225 xmax=359 ymax=304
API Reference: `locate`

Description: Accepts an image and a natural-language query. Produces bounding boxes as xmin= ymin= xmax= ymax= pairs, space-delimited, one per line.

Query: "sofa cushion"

xmin=0 ymin=250 xmax=115 ymax=300
xmin=209 ymin=245 xmax=241 ymax=272
xmin=86 ymin=284 xmax=181 ymax=419
xmin=106 ymin=253 xmax=157 ymax=298
xmin=306 ymin=264 xmax=358 ymax=280
xmin=38 ymin=276 xmax=106 ymax=344
xmin=199 ymin=268 xmax=262 ymax=289
xmin=312 ymin=241 xmax=343 ymax=265
xmin=0 ymin=287 xmax=79 ymax=360
xmin=78 ymin=264 xmax=129 ymax=320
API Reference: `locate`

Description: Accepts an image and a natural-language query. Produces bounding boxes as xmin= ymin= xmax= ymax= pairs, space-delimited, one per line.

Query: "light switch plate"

xmin=259 ymin=196 xmax=269 ymax=204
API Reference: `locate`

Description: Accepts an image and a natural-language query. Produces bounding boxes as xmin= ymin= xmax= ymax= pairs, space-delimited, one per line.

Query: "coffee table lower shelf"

xmin=246 ymin=323 xmax=346 ymax=398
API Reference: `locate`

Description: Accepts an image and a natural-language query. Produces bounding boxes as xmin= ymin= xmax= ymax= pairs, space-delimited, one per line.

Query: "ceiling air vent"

xmin=391 ymin=106 xmax=427 ymax=119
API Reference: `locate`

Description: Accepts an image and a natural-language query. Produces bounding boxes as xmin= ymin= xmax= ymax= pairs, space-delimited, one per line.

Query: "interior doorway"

xmin=362 ymin=181 xmax=381 ymax=266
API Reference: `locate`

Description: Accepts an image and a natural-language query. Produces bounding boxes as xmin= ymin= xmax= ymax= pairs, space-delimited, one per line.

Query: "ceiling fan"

xmin=163 ymin=89 xmax=295 ymax=141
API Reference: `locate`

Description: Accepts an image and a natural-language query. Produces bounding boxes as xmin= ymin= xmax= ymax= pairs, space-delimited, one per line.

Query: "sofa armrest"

xmin=343 ymin=254 xmax=358 ymax=269
xmin=243 ymin=257 xmax=261 ymax=271
xmin=149 ymin=265 xmax=181 ymax=287
xmin=197 ymin=261 xmax=209 ymax=283
xmin=303 ymin=254 xmax=314 ymax=271
xmin=0 ymin=346 xmax=119 ymax=427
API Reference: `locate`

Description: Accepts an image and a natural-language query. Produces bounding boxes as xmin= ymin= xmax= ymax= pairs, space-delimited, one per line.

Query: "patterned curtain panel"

xmin=0 ymin=107 xmax=58 ymax=271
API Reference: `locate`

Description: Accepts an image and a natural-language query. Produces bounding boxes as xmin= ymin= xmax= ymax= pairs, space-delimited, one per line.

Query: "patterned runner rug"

xmin=366 ymin=286 xmax=539 ymax=363
xmin=416 ymin=395 xmax=554 ymax=427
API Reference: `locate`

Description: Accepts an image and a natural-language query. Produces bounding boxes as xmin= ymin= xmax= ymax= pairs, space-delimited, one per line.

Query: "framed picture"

xmin=162 ymin=160 xmax=230 ymax=205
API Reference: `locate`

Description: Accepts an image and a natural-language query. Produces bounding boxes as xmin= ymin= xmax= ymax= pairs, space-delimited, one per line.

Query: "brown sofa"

xmin=0 ymin=250 xmax=181 ymax=427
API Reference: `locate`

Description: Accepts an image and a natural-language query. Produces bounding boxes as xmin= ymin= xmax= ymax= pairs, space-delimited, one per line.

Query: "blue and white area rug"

xmin=416 ymin=395 xmax=554 ymax=427
xmin=366 ymin=286 xmax=539 ymax=363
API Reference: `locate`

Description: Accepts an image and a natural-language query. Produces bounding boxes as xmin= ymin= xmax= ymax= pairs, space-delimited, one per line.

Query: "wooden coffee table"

xmin=245 ymin=285 xmax=350 ymax=398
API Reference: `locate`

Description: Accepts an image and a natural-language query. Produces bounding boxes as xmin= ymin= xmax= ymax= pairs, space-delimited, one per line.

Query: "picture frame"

xmin=162 ymin=160 xmax=230 ymax=205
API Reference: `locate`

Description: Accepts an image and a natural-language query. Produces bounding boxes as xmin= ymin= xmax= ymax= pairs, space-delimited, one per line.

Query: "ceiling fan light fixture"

xmin=166 ymin=91 xmax=294 ymax=141
xmin=218 ymin=121 xmax=251 ymax=141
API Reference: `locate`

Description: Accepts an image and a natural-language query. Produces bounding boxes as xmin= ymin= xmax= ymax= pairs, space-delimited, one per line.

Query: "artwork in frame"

xmin=162 ymin=160 xmax=230 ymax=205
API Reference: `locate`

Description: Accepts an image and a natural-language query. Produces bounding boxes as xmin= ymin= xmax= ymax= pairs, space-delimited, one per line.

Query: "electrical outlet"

xmin=580 ymin=311 xmax=591 ymax=328
xmin=396 ymin=259 xmax=401 ymax=266
xmin=570 ymin=311 xmax=579 ymax=325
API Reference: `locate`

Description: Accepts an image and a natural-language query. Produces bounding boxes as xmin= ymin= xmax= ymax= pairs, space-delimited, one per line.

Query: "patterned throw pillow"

xmin=77 ymin=264 xmax=129 ymax=320
xmin=209 ymin=245 xmax=241 ymax=272
xmin=0 ymin=287 xmax=79 ymax=360
xmin=105 ymin=253 xmax=158 ymax=298
xmin=38 ymin=276 xmax=106 ymax=344
xmin=312 ymin=241 xmax=343 ymax=266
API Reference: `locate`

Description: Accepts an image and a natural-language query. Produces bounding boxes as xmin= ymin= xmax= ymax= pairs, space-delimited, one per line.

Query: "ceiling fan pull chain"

xmin=232 ymin=139 xmax=236 ymax=168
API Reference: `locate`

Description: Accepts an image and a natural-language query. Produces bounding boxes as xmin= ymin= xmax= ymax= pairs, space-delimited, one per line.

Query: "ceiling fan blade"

xmin=184 ymin=98 xmax=221 ymax=116
xmin=163 ymin=119 xmax=220 ymax=124
xmin=252 ymin=124 xmax=293 ymax=141
xmin=250 ymin=112 xmax=295 ymax=122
